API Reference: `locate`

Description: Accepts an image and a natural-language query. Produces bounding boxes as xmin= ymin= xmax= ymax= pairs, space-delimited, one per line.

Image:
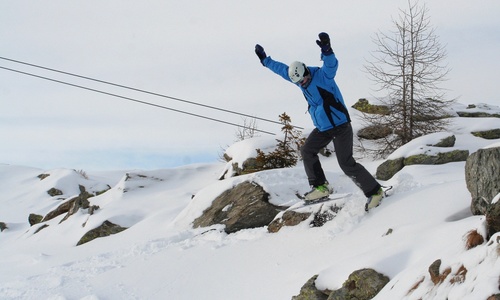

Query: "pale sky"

xmin=1 ymin=0 xmax=499 ymax=170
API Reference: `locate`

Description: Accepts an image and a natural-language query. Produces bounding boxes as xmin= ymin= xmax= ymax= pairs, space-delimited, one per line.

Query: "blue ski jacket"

xmin=262 ymin=52 xmax=351 ymax=132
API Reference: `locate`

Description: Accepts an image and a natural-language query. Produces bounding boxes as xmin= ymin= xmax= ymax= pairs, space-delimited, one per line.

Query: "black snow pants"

xmin=300 ymin=122 xmax=381 ymax=198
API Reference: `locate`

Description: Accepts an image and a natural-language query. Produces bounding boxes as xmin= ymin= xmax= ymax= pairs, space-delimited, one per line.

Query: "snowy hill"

xmin=1 ymin=103 xmax=500 ymax=299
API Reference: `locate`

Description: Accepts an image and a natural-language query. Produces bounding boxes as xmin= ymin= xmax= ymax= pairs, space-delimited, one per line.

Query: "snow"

xmin=1 ymin=103 xmax=500 ymax=299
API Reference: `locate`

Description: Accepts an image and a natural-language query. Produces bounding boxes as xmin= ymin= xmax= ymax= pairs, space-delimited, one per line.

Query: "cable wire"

xmin=0 ymin=65 xmax=277 ymax=136
xmin=0 ymin=56 xmax=303 ymax=130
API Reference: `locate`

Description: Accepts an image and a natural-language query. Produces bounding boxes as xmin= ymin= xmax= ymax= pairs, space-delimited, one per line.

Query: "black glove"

xmin=316 ymin=32 xmax=333 ymax=55
xmin=255 ymin=44 xmax=267 ymax=65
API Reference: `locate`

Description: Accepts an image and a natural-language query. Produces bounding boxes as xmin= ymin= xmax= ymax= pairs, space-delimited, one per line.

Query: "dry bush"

xmin=464 ymin=229 xmax=485 ymax=250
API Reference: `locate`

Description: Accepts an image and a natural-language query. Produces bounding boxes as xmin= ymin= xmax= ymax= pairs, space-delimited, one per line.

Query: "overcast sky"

xmin=1 ymin=0 xmax=499 ymax=171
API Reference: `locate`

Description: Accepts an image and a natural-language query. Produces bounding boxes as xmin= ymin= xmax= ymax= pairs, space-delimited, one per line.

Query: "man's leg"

xmin=301 ymin=128 xmax=333 ymax=187
xmin=332 ymin=123 xmax=381 ymax=197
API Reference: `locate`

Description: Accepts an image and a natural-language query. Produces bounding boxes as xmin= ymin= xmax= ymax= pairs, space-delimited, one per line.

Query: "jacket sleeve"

xmin=321 ymin=53 xmax=339 ymax=80
xmin=262 ymin=56 xmax=292 ymax=83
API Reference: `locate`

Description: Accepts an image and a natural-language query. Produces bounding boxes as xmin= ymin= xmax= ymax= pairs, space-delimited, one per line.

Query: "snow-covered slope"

xmin=0 ymin=103 xmax=499 ymax=299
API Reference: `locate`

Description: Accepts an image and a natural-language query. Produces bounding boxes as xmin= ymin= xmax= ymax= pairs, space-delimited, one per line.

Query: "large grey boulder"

xmin=376 ymin=158 xmax=405 ymax=181
xmin=465 ymin=147 xmax=500 ymax=239
xmin=465 ymin=147 xmax=500 ymax=215
xmin=193 ymin=181 xmax=281 ymax=234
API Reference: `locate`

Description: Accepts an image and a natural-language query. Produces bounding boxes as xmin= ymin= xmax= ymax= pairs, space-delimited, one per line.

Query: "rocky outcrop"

xmin=0 ymin=222 xmax=7 ymax=232
xmin=456 ymin=103 xmax=500 ymax=118
xmin=76 ymin=220 xmax=127 ymax=246
xmin=328 ymin=268 xmax=390 ymax=300
xmin=471 ymin=129 xmax=500 ymax=140
xmin=403 ymin=150 xmax=469 ymax=166
xmin=376 ymin=134 xmax=468 ymax=180
xmin=465 ymin=147 xmax=500 ymax=215
xmin=457 ymin=111 xmax=500 ymax=118
xmin=42 ymin=197 xmax=79 ymax=222
xmin=193 ymin=181 xmax=281 ymax=234
xmin=42 ymin=185 xmax=97 ymax=223
xmin=292 ymin=269 xmax=389 ymax=300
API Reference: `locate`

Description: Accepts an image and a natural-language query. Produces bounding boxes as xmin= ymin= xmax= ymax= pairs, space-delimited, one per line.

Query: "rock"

xmin=268 ymin=210 xmax=311 ymax=233
xmin=42 ymin=198 xmax=77 ymax=222
xmin=42 ymin=185 xmax=94 ymax=223
xmin=471 ymin=129 xmax=500 ymax=140
xmin=457 ymin=111 xmax=500 ymax=118
xmin=428 ymin=259 xmax=442 ymax=285
xmin=404 ymin=150 xmax=469 ymax=165
xmin=47 ymin=187 xmax=63 ymax=197
xmin=193 ymin=181 xmax=280 ymax=234
xmin=431 ymin=135 xmax=456 ymax=147
xmin=465 ymin=147 xmax=500 ymax=215
xmin=28 ymin=213 xmax=43 ymax=226
xmin=376 ymin=158 xmax=404 ymax=180
xmin=351 ymin=98 xmax=389 ymax=115
xmin=292 ymin=275 xmax=329 ymax=300
xmin=59 ymin=185 xmax=92 ymax=223
xmin=487 ymin=201 xmax=500 ymax=239
xmin=377 ymin=150 xmax=469 ymax=180
xmin=236 ymin=157 xmax=265 ymax=175
xmin=328 ymin=268 xmax=390 ymax=300
xmin=77 ymin=220 xmax=127 ymax=246
xmin=0 ymin=222 xmax=7 ymax=232
xmin=219 ymin=157 xmax=265 ymax=179
xmin=37 ymin=173 xmax=50 ymax=180
xmin=357 ymin=125 xmax=392 ymax=140
xmin=428 ymin=259 xmax=451 ymax=285
xmin=375 ymin=133 xmax=466 ymax=180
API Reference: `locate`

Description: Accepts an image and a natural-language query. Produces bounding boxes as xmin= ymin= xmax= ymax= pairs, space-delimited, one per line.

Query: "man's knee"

xmin=301 ymin=143 xmax=318 ymax=159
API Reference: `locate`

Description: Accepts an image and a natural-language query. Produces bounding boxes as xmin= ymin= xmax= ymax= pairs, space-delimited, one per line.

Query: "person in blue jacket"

xmin=255 ymin=32 xmax=383 ymax=211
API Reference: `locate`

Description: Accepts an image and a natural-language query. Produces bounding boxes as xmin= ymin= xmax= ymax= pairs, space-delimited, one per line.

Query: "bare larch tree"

xmin=363 ymin=0 xmax=453 ymax=157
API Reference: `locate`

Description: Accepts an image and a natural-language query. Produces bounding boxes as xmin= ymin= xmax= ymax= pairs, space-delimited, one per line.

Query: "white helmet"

xmin=288 ymin=61 xmax=308 ymax=83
